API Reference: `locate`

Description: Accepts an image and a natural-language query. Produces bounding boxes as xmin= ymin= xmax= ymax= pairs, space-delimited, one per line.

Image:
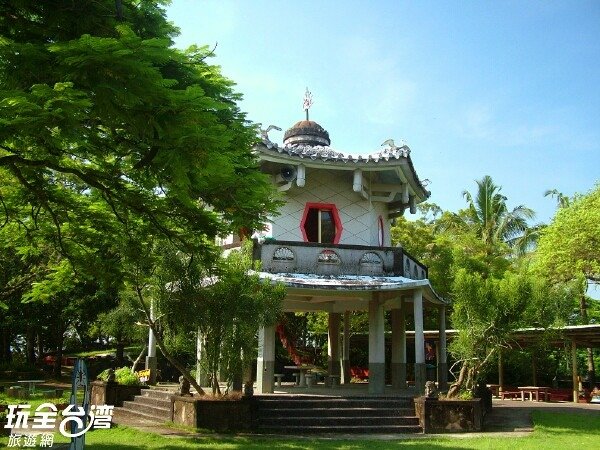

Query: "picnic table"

xmin=518 ymin=386 xmax=549 ymax=402
xmin=486 ymin=384 xmax=500 ymax=397
xmin=18 ymin=379 xmax=45 ymax=394
xmin=284 ymin=365 xmax=316 ymax=387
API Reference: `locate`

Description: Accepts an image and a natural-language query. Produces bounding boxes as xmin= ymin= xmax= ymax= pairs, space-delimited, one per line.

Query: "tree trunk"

xmin=131 ymin=344 xmax=147 ymax=373
xmin=2 ymin=329 xmax=12 ymax=362
xmin=37 ymin=332 xmax=44 ymax=364
xmin=447 ymin=363 xmax=468 ymax=398
xmin=26 ymin=326 xmax=36 ymax=364
xmin=116 ymin=341 xmax=125 ymax=367
xmin=135 ymin=287 xmax=205 ymax=395
xmin=54 ymin=328 xmax=65 ymax=378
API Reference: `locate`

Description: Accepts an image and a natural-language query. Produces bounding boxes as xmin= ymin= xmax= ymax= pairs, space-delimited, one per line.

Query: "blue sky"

xmin=165 ymin=0 xmax=599 ymax=225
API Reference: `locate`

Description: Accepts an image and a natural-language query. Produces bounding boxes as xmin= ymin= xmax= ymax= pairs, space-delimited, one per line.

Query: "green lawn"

xmin=1 ymin=411 xmax=599 ymax=449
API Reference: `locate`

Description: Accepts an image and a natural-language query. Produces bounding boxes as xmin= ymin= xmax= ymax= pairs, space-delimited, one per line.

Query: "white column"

xmin=195 ymin=328 xmax=208 ymax=387
xmin=391 ymin=299 xmax=407 ymax=389
xmin=437 ymin=305 xmax=448 ymax=390
xmin=328 ymin=313 xmax=341 ymax=381
xmin=572 ymin=340 xmax=579 ymax=403
xmin=498 ymin=349 xmax=504 ymax=397
xmin=257 ymin=324 xmax=275 ymax=394
xmin=413 ymin=289 xmax=425 ymax=394
xmin=145 ymin=299 xmax=157 ymax=384
xmin=342 ymin=311 xmax=351 ymax=384
xmin=369 ymin=294 xmax=386 ymax=394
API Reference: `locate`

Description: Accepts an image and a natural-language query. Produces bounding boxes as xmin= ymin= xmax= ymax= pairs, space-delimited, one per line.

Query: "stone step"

xmin=255 ymin=399 xmax=413 ymax=409
xmin=148 ymin=384 xmax=178 ymax=392
xmin=257 ymin=415 xmax=420 ymax=427
xmin=132 ymin=394 xmax=171 ymax=409
xmin=256 ymin=424 xmax=422 ymax=434
xmin=122 ymin=400 xmax=170 ymax=418
xmin=115 ymin=406 xmax=168 ymax=425
xmin=140 ymin=388 xmax=174 ymax=401
xmin=257 ymin=407 xmax=415 ymax=418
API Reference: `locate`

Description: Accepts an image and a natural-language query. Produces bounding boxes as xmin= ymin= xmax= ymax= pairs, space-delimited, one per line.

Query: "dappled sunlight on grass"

xmin=2 ymin=411 xmax=600 ymax=449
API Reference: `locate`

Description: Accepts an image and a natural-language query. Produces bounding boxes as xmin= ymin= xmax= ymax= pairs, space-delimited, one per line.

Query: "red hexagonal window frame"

xmin=300 ymin=202 xmax=343 ymax=244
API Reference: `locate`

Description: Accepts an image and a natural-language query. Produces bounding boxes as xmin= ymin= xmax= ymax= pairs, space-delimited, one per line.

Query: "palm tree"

xmin=461 ymin=175 xmax=535 ymax=253
xmin=544 ymin=188 xmax=571 ymax=209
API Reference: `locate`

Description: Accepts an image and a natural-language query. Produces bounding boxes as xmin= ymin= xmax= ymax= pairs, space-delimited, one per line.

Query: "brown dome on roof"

xmin=283 ymin=120 xmax=331 ymax=147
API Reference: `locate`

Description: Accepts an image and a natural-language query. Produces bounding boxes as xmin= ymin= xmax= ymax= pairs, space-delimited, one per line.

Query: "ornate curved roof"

xmin=257 ymin=138 xmax=430 ymax=201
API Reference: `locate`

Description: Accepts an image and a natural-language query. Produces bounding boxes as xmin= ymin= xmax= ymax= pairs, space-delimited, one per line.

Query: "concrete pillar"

xmin=437 ymin=305 xmax=448 ymax=390
xmin=257 ymin=324 xmax=275 ymax=394
xmin=328 ymin=313 xmax=341 ymax=379
xmin=413 ymin=289 xmax=425 ymax=394
xmin=391 ymin=300 xmax=407 ymax=389
xmin=368 ymin=294 xmax=386 ymax=394
xmin=498 ymin=349 xmax=504 ymax=397
xmin=572 ymin=340 xmax=579 ymax=403
xmin=145 ymin=300 xmax=157 ymax=385
xmin=532 ymin=352 xmax=537 ymax=386
xmin=341 ymin=311 xmax=351 ymax=384
xmin=195 ymin=328 xmax=208 ymax=387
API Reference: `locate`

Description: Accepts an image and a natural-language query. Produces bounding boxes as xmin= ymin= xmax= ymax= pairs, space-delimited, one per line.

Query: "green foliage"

xmin=0 ymin=0 xmax=280 ymax=383
xmin=460 ymin=175 xmax=535 ymax=252
xmin=154 ymin=241 xmax=285 ymax=393
xmin=535 ymin=184 xmax=600 ymax=284
xmin=448 ymin=268 xmax=572 ymax=395
xmin=97 ymin=367 xmax=141 ymax=386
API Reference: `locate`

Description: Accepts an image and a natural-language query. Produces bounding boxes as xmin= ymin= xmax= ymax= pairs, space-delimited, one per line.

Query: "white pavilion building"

xmin=251 ymin=117 xmax=448 ymax=395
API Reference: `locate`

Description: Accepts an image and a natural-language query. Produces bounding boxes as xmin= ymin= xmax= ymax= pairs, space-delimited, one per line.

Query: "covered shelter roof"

xmin=256 ymin=271 xmax=445 ymax=313
xmin=402 ymin=324 xmax=600 ymax=348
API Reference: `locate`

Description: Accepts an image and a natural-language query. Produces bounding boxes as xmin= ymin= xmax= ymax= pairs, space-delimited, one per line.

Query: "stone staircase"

xmin=254 ymin=395 xmax=421 ymax=434
xmin=115 ymin=385 xmax=174 ymax=425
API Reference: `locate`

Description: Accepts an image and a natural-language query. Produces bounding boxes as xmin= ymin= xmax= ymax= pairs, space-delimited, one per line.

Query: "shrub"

xmin=97 ymin=367 xmax=141 ymax=386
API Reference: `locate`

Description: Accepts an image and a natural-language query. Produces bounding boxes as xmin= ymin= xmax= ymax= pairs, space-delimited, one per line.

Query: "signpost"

xmin=69 ymin=359 xmax=90 ymax=450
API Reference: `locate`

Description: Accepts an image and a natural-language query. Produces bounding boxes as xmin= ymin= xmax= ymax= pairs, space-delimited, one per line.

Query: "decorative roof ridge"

xmin=257 ymin=138 xmax=430 ymax=197
xmin=260 ymin=139 xmax=411 ymax=163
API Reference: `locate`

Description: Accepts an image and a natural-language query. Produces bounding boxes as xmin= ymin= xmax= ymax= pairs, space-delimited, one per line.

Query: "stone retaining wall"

xmin=414 ymin=397 xmax=484 ymax=433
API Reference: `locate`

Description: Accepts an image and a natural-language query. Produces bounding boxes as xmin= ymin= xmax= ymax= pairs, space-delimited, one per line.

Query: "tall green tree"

xmin=447 ymin=269 xmax=571 ymax=397
xmin=459 ymin=175 xmax=535 ymax=254
xmin=0 ymin=0 xmax=279 ymax=255
xmin=535 ymin=183 xmax=600 ymax=384
xmin=0 ymin=1 xmax=280 ymax=385
xmin=153 ymin=242 xmax=285 ymax=395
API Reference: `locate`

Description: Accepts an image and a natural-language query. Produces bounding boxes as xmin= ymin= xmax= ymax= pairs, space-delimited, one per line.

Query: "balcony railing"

xmin=253 ymin=240 xmax=428 ymax=280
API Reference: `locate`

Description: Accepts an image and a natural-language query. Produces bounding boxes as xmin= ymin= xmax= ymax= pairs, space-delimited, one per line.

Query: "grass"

xmin=67 ymin=346 xmax=142 ymax=358
xmin=0 ymin=391 xmax=71 ymax=410
xmin=1 ymin=411 xmax=599 ymax=449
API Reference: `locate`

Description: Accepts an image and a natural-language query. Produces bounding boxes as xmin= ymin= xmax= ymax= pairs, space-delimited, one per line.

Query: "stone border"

xmin=414 ymin=397 xmax=485 ymax=433
xmin=90 ymin=380 xmax=145 ymax=407
xmin=171 ymin=396 xmax=254 ymax=432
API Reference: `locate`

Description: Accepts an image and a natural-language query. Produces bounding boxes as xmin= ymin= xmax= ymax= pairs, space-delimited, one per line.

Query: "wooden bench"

xmin=546 ymin=388 xmax=572 ymax=402
xmin=500 ymin=391 xmax=521 ymax=400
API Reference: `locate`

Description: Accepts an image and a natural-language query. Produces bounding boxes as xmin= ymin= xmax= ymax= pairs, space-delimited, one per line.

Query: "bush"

xmin=97 ymin=367 xmax=141 ymax=386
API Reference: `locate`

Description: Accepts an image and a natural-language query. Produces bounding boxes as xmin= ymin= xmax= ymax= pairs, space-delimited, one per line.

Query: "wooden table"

xmin=18 ymin=379 xmax=45 ymax=394
xmin=284 ymin=366 xmax=316 ymax=387
xmin=518 ymin=386 xmax=549 ymax=401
